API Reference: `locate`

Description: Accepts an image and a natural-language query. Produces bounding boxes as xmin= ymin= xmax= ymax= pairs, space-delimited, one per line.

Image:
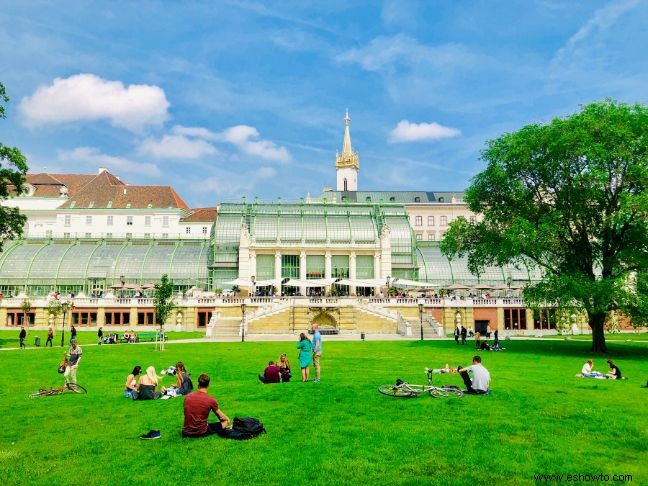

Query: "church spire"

xmin=342 ymin=109 xmax=352 ymax=155
xmin=335 ymin=109 xmax=359 ymax=171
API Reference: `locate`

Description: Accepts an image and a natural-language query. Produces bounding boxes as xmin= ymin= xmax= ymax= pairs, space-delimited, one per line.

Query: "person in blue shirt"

xmin=312 ymin=324 xmax=322 ymax=383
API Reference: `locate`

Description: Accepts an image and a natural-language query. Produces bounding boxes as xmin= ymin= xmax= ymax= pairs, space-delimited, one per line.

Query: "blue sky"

xmin=1 ymin=1 xmax=646 ymax=208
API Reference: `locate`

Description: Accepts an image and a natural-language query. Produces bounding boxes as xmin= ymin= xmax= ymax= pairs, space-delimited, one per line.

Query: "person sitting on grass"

xmin=135 ymin=366 xmax=164 ymax=400
xmin=165 ymin=362 xmax=193 ymax=397
xmin=579 ymin=360 xmax=605 ymax=378
xmin=258 ymin=361 xmax=281 ymax=384
xmin=182 ymin=373 xmax=230 ymax=438
xmin=124 ymin=365 xmax=142 ymax=398
xmin=457 ymin=356 xmax=490 ymax=395
xmin=277 ymin=353 xmax=292 ymax=382
xmin=605 ymin=360 xmax=623 ymax=380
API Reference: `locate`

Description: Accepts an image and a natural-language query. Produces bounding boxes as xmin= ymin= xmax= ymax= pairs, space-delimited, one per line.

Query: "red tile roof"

xmin=181 ymin=207 xmax=218 ymax=222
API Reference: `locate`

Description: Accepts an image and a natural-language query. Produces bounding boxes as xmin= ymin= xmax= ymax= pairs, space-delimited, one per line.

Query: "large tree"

xmin=0 ymin=82 xmax=28 ymax=252
xmin=440 ymin=100 xmax=647 ymax=353
xmin=153 ymin=274 xmax=175 ymax=351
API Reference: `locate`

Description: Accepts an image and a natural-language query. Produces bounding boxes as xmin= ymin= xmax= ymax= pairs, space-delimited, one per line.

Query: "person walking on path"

xmin=97 ymin=327 xmax=103 ymax=345
xmin=19 ymin=326 xmax=27 ymax=349
xmin=454 ymin=326 xmax=460 ymax=344
xmin=64 ymin=339 xmax=82 ymax=386
xmin=312 ymin=324 xmax=322 ymax=383
xmin=460 ymin=325 xmax=467 ymax=345
xmin=70 ymin=325 xmax=77 ymax=345
xmin=45 ymin=326 xmax=54 ymax=347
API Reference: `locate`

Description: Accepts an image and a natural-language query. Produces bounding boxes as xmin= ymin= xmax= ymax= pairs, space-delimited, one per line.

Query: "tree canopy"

xmin=0 ymin=82 xmax=29 ymax=252
xmin=441 ymin=100 xmax=648 ymax=352
xmin=154 ymin=274 xmax=175 ymax=329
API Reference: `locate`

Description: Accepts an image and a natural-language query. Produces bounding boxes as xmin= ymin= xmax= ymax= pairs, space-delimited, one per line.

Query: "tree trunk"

xmin=589 ymin=312 xmax=607 ymax=353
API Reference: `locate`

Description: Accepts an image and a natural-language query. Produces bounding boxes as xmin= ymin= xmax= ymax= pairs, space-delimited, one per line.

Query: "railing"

xmin=396 ymin=315 xmax=411 ymax=336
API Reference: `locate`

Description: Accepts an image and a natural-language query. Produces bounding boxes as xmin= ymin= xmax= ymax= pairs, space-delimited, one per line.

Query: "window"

xmin=64 ymin=215 xmax=71 ymax=226
xmin=137 ymin=311 xmax=156 ymax=326
xmin=416 ymin=233 xmax=422 ymax=240
xmin=470 ymin=215 xmax=476 ymax=223
xmin=389 ymin=196 xmax=396 ymax=202
xmin=162 ymin=216 xmax=169 ymax=227
xmin=72 ymin=311 xmax=97 ymax=327
xmin=126 ymin=233 xmax=132 ymax=238
xmin=415 ymin=216 xmax=422 ymax=226
xmin=414 ymin=197 xmax=421 ymax=203
xmin=440 ymin=216 xmax=447 ymax=226
xmin=438 ymin=197 xmax=445 ymax=203
xmin=86 ymin=215 xmax=92 ymax=225
xmin=186 ymin=227 xmax=191 ymax=234
xmin=427 ymin=216 xmax=435 ymax=226
xmin=45 ymin=230 xmax=52 ymax=238
xmin=504 ymin=308 xmax=527 ymax=330
xmin=6 ymin=310 xmax=36 ymax=327
xmin=428 ymin=233 xmax=435 ymax=240
xmin=85 ymin=232 xmax=91 ymax=238
xmin=343 ymin=178 xmax=348 ymax=191
xmin=126 ymin=216 xmax=133 ymax=226
xmin=144 ymin=233 xmax=151 ymax=238
xmin=196 ymin=310 xmax=213 ymax=328
xmin=145 ymin=216 xmax=151 ymax=226
xmin=107 ymin=215 xmax=113 ymax=226
xmin=162 ymin=233 xmax=168 ymax=238
xmin=63 ymin=232 xmax=70 ymax=238
xmin=106 ymin=233 xmax=113 ymax=239
xmin=202 ymin=226 xmax=208 ymax=235
xmin=365 ymin=196 xmax=371 ymax=202
xmin=104 ymin=310 xmax=130 ymax=326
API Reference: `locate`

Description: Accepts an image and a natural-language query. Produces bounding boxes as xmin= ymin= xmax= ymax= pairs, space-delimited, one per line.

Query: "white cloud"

xmin=20 ymin=73 xmax=170 ymax=132
xmin=139 ymin=135 xmax=217 ymax=159
xmin=191 ymin=166 xmax=277 ymax=197
xmin=389 ymin=120 xmax=461 ymax=143
xmin=58 ymin=147 xmax=161 ymax=177
xmin=219 ymin=125 xmax=292 ymax=163
xmin=172 ymin=125 xmax=219 ymax=140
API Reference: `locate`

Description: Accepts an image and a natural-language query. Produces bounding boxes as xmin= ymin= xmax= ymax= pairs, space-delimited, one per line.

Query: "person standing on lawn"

xmin=19 ymin=326 xmax=27 ymax=349
xmin=182 ymin=373 xmax=230 ymax=437
xmin=460 ymin=325 xmax=467 ymax=345
xmin=97 ymin=327 xmax=103 ymax=345
xmin=64 ymin=339 xmax=82 ymax=386
xmin=312 ymin=323 xmax=322 ymax=383
xmin=45 ymin=326 xmax=54 ymax=347
xmin=70 ymin=325 xmax=77 ymax=345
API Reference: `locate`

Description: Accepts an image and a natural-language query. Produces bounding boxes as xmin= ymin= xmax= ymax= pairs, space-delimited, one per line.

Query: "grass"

xmin=1 ymin=338 xmax=646 ymax=485
xmin=0 ymin=330 xmax=204 ymax=348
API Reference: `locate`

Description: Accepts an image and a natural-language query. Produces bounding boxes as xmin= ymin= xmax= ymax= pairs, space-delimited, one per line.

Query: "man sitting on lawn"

xmin=258 ymin=361 xmax=281 ymax=384
xmin=457 ymin=356 xmax=490 ymax=394
xmin=182 ymin=373 xmax=230 ymax=438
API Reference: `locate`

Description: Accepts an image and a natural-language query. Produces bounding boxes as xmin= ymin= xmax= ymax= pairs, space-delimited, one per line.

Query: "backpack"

xmin=228 ymin=417 xmax=266 ymax=440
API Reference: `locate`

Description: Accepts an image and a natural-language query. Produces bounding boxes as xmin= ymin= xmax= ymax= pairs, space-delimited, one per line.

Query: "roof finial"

xmin=345 ymin=108 xmax=350 ymax=126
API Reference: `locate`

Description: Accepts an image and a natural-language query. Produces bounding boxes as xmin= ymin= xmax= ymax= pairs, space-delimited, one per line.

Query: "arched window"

xmin=389 ymin=196 xmax=396 ymax=202
xmin=365 ymin=196 xmax=371 ymax=202
xmin=438 ymin=197 xmax=444 ymax=203
xmin=414 ymin=196 xmax=421 ymax=203
xmin=343 ymin=178 xmax=348 ymax=191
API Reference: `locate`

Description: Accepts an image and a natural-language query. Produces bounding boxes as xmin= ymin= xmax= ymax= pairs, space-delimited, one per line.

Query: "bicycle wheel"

xmin=429 ymin=388 xmax=448 ymax=398
xmin=65 ymin=383 xmax=87 ymax=394
xmin=442 ymin=386 xmax=464 ymax=398
xmin=378 ymin=385 xmax=416 ymax=398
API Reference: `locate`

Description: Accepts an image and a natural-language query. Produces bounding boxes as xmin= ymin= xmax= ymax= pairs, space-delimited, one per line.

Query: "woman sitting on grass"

xmin=172 ymin=362 xmax=194 ymax=396
xmin=606 ymin=360 xmax=622 ymax=380
xmin=277 ymin=353 xmax=292 ymax=382
xmin=136 ymin=366 xmax=164 ymax=400
xmin=124 ymin=365 xmax=142 ymax=398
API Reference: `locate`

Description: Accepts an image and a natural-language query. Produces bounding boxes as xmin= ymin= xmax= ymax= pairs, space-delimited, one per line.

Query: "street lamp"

xmin=418 ymin=301 xmax=424 ymax=341
xmin=385 ymin=275 xmax=391 ymax=299
xmin=60 ymin=301 xmax=70 ymax=347
xmin=240 ymin=303 xmax=247 ymax=343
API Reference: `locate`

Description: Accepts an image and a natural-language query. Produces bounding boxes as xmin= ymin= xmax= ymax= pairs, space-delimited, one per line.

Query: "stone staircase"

xmin=404 ymin=314 xmax=444 ymax=339
xmin=206 ymin=314 xmax=241 ymax=340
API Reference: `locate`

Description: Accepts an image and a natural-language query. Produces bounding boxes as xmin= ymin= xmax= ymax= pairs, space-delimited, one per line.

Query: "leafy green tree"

xmin=0 ymin=82 xmax=28 ymax=252
xmin=154 ymin=274 xmax=175 ymax=342
xmin=441 ymin=101 xmax=647 ymax=353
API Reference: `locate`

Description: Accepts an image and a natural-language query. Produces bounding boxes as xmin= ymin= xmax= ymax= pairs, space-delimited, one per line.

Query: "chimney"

xmin=123 ymin=188 xmax=127 ymax=195
xmin=98 ymin=167 xmax=107 ymax=174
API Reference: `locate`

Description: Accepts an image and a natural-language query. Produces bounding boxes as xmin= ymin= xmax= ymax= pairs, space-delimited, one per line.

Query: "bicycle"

xmin=29 ymin=383 xmax=87 ymax=398
xmin=379 ymin=368 xmax=464 ymax=398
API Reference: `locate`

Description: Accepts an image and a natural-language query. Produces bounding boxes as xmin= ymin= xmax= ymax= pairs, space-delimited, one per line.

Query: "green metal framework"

xmin=0 ymin=238 xmax=209 ymax=295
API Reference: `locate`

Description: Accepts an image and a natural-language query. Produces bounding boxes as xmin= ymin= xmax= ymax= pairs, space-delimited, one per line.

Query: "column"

xmin=349 ymin=252 xmax=356 ymax=296
xmin=325 ymin=252 xmax=332 ymax=297
xmin=299 ymin=251 xmax=307 ymax=297
xmin=274 ymin=251 xmax=282 ymax=297
xmin=374 ymin=253 xmax=381 ymax=296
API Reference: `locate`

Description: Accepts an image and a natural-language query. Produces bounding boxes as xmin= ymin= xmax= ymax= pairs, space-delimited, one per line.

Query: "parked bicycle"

xmin=379 ymin=368 xmax=464 ymax=398
xmin=29 ymin=383 xmax=87 ymax=398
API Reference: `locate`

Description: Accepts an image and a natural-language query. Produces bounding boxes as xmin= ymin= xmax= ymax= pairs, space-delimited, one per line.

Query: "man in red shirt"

xmin=182 ymin=373 xmax=230 ymax=437
xmin=258 ymin=361 xmax=281 ymax=384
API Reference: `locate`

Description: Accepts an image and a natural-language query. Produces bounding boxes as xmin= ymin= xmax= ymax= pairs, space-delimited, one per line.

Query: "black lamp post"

xmin=419 ymin=302 xmax=424 ymax=341
xmin=60 ymin=301 xmax=70 ymax=347
xmin=240 ymin=303 xmax=246 ymax=343
xmin=385 ymin=275 xmax=391 ymax=299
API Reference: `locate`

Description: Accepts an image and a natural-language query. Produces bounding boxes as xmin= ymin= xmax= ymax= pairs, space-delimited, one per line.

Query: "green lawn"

xmin=1 ymin=339 xmax=646 ymax=485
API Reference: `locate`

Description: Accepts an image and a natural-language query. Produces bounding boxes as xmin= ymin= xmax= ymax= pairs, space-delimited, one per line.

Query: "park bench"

xmin=136 ymin=332 xmax=167 ymax=342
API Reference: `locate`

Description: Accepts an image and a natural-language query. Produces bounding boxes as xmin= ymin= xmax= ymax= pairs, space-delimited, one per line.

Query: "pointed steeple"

xmin=335 ymin=109 xmax=359 ymax=171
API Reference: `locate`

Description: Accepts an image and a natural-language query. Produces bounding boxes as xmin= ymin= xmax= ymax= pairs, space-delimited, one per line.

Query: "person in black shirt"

xmin=606 ymin=360 xmax=622 ymax=380
xmin=19 ymin=326 xmax=27 ymax=349
xmin=460 ymin=325 xmax=467 ymax=345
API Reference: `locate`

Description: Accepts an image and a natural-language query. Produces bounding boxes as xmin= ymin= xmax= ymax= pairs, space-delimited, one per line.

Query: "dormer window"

xmin=438 ymin=197 xmax=444 ymax=203
xmin=389 ymin=196 xmax=396 ymax=202
xmin=414 ymin=197 xmax=421 ymax=203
